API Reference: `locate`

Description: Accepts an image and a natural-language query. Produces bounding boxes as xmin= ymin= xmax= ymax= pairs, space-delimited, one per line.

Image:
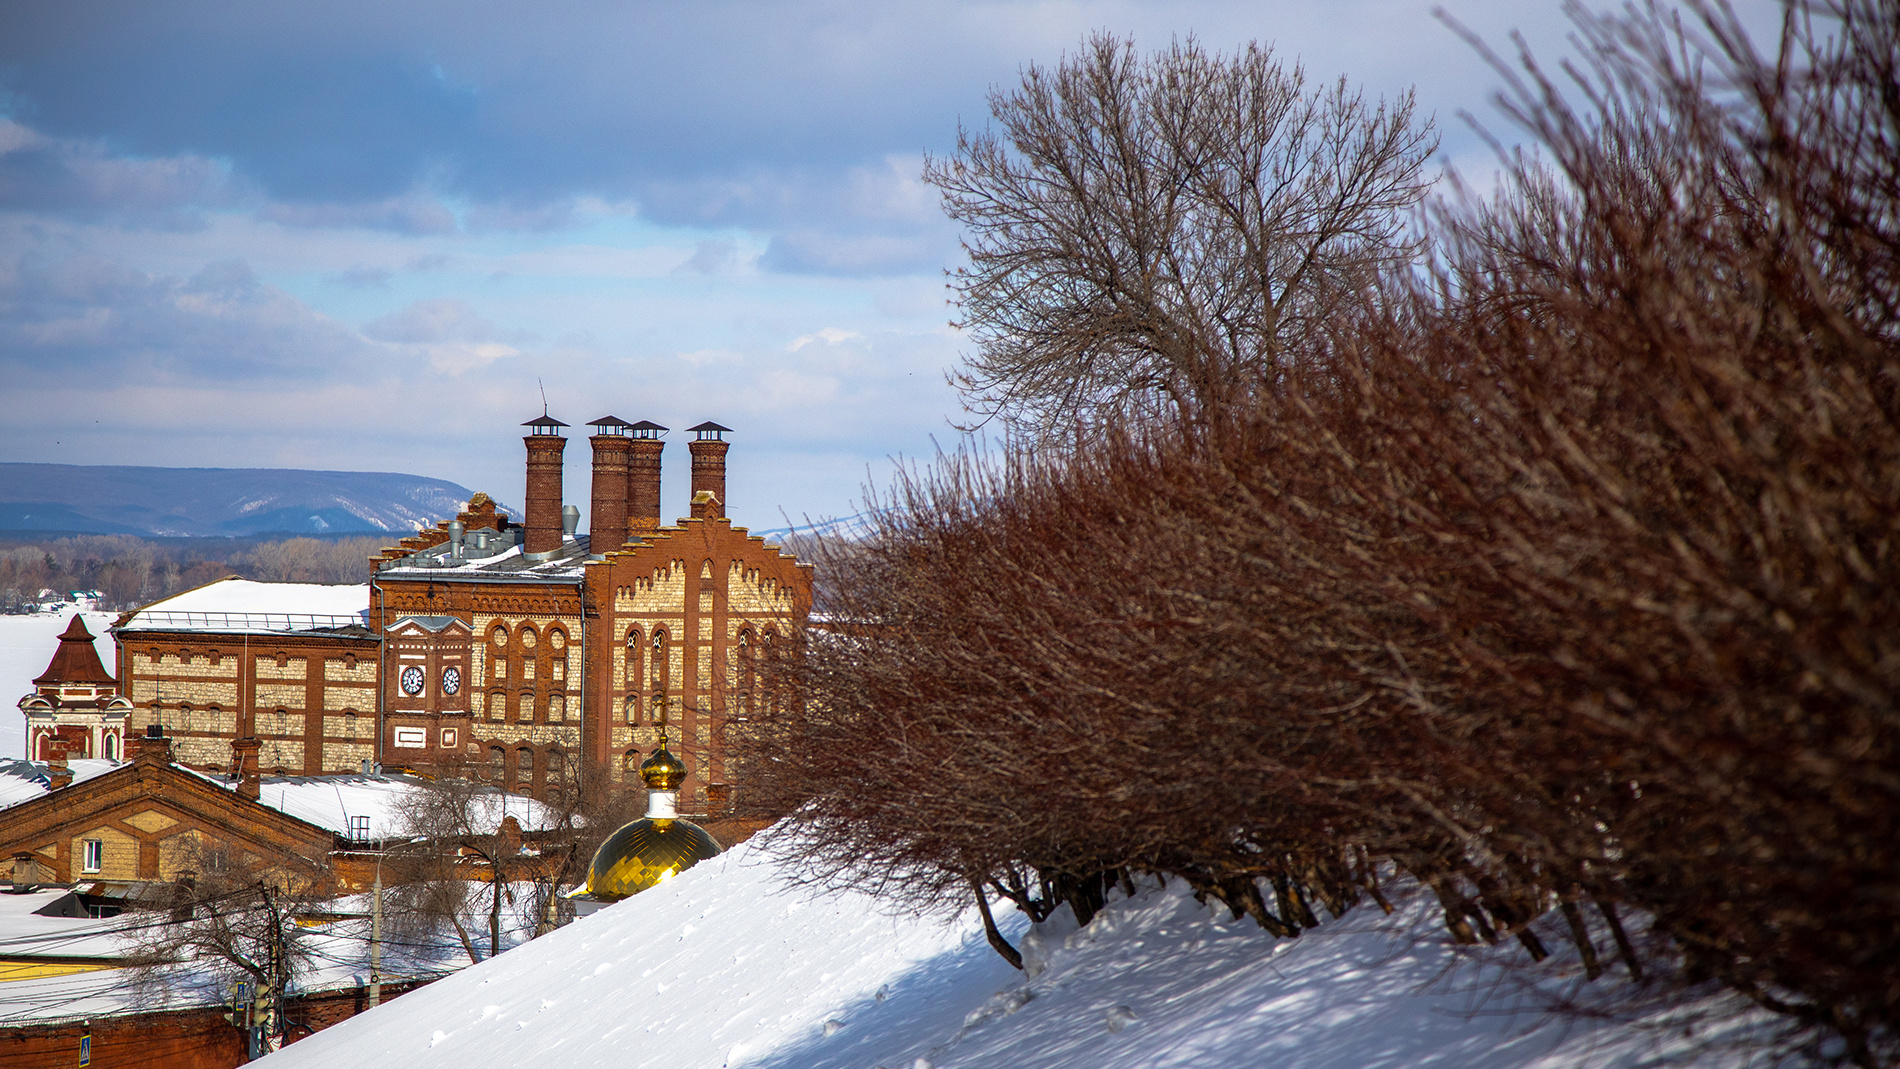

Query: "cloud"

xmin=363 ymin=296 xmax=526 ymax=373
xmin=259 ymin=193 xmax=457 ymax=234
xmin=789 ymin=327 xmax=864 ymax=351
xmin=0 ymin=118 xmax=236 ymax=227
xmin=0 ymin=254 xmax=375 ymax=381
xmin=760 ymin=230 xmax=941 ymax=276
xmin=674 ymin=238 xmax=744 ymax=276
xmin=326 ymin=264 xmax=395 ymax=288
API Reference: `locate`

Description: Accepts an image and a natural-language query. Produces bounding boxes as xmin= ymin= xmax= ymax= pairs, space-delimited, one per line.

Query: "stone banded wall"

xmin=120 ymin=639 xmax=377 ymax=775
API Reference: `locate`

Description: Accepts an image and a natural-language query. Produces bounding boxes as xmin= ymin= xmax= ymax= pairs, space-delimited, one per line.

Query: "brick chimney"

xmin=687 ymin=422 xmax=731 ymax=521
xmin=136 ymin=724 xmax=173 ymax=765
xmin=626 ymin=421 xmax=666 ymax=538
xmin=521 ymin=414 xmax=569 ymax=558
xmin=588 ymin=416 xmax=632 ymax=552
xmin=45 ymin=742 xmax=73 ymax=791
xmin=231 ymin=737 xmax=261 ymax=801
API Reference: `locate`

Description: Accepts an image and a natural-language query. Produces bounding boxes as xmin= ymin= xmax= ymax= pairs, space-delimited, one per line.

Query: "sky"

xmin=0 ymin=0 xmax=1785 ymax=532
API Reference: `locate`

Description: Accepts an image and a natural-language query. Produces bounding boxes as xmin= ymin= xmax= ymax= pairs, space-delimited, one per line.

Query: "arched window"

xmin=487 ymin=746 xmax=506 ymax=784
xmin=489 ymin=691 xmax=505 ymax=721
xmin=736 ymin=629 xmax=756 ymax=717
xmin=179 ymin=703 xmax=194 ymax=733
xmin=549 ymin=694 xmax=566 ymax=721
xmin=547 ymin=746 xmax=566 ymax=785
xmin=103 ymin=734 xmax=118 ymax=761
xmin=514 ymin=746 xmax=535 ymax=791
xmin=623 ymin=696 xmax=639 ymax=723
xmin=650 ymin=628 xmax=670 ymax=703
xmin=622 ymin=748 xmax=642 ymax=773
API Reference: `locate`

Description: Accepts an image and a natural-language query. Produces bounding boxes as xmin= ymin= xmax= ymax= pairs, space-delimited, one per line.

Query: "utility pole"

xmin=369 ymin=863 xmax=383 ymax=1008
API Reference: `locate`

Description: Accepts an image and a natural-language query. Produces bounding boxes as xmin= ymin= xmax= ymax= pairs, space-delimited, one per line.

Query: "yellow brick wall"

xmin=324 ymin=657 xmax=374 ymax=682
xmin=73 ymin=827 xmax=137 ymax=880
xmin=254 ymin=683 xmax=307 ymax=708
xmin=254 ymin=656 xmax=308 ymax=680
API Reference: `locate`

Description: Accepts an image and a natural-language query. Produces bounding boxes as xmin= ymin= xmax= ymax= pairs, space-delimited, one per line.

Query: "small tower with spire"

xmin=17 ymin=615 xmax=134 ymax=763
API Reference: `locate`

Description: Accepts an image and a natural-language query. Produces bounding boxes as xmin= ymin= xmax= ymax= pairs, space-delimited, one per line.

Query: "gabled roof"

xmin=33 ymin=615 xmax=115 ymax=686
xmin=388 ymin=615 xmax=471 ymax=634
xmin=0 ymin=745 xmax=338 ymax=856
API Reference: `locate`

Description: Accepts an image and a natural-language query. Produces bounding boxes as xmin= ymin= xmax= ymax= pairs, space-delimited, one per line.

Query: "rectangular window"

xmin=392 ymin=727 xmax=427 ymax=748
xmin=81 ymin=839 xmax=103 ymax=873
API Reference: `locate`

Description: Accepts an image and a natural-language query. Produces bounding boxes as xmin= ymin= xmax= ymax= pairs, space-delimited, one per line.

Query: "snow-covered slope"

xmin=0 ymin=610 xmax=117 ymax=758
xmin=0 ymin=463 xmax=497 ymax=536
xmin=256 ymin=839 xmax=1762 ymax=1069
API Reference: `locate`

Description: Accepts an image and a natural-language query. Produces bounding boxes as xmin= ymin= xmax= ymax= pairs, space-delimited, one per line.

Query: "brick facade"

xmin=35 ymin=418 xmax=812 ymax=815
xmin=113 ymin=621 xmax=379 ymax=776
xmin=0 ymin=734 xmax=334 ymax=886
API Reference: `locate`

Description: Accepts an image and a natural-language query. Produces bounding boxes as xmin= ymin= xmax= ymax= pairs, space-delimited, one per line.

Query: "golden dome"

xmin=639 ymin=739 xmax=687 ymax=791
xmin=583 ymin=817 xmax=721 ymax=901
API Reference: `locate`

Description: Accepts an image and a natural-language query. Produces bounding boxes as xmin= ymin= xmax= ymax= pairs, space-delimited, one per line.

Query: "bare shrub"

xmin=747 ymin=2 xmax=1898 ymax=1063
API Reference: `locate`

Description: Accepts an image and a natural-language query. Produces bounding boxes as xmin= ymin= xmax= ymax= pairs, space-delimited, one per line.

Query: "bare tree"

xmin=928 ymin=33 xmax=1436 ymax=437
xmin=389 ymin=772 xmax=575 ymax=962
xmin=124 ymin=837 xmax=329 ymax=1053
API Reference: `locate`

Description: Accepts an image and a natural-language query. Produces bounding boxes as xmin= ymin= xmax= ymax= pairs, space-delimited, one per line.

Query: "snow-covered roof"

xmin=0 ymin=886 xmax=134 ymax=961
xmin=376 ymin=536 xmax=590 ymax=584
xmin=118 ymin=578 xmax=370 ymax=634
xmin=0 ymin=884 xmax=520 ymax=1026
xmin=255 ymin=838 xmax=1770 ymax=1069
xmin=198 ymin=771 xmax=563 ymax=840
xmin=0 ymin=758 xmax=123 ymax=810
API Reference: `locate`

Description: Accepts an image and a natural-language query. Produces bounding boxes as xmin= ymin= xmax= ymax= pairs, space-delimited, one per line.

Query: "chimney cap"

xmin=628 ymin=420 xmax=668 ymax=438
xmin=588 ymin=415 xmax=632 ymax=434
xmin=522 ymin=414 xmax=570 ymax=435
xmin=689 ymin=421 xmax=732 ymax=440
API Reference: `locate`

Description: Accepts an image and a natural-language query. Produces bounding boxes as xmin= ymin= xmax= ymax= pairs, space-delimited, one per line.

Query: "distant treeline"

xmin=0 ymin=533 xmax=393 ymax=611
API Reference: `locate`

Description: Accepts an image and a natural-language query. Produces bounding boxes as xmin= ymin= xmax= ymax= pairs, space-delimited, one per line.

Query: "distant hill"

xmin=0 ymin=464 xmax=512 ymax=537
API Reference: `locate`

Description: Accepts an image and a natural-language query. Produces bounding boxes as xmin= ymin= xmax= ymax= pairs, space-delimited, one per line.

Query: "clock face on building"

xmin=442 ymin=666 xmax=461 ymax=695
xmin=400 ymin=665 xmax=425 ymax=696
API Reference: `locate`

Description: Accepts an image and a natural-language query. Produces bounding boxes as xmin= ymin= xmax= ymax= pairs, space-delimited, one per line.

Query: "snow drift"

xmin=256 ymin=837 xmax=1764 ymax=1069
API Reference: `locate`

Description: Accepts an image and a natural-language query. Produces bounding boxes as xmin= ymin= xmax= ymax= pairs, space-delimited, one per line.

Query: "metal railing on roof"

xmin=126 ymin=611 xmax=368 ymax=631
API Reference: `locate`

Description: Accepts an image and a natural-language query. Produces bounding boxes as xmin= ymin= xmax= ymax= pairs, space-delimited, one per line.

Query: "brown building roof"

xmin=32 ymin=615 xmax=116 ymax=686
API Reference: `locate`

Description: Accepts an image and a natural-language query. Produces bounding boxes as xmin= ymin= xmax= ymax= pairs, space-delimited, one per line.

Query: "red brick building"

xmin=29 ymin=417 xmax=811 ymax=815
xmin=109 ymin=580 xmax=379 ymax=776
xmin=369 ymin=416 xmax=813 ymax=812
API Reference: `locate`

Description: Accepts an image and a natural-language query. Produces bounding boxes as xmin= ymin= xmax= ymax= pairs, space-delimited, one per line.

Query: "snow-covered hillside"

xmin=257 ymin=838 xmax=1765 ymax=1069
xmin=0 ymin=610 xmax=117 ymax=759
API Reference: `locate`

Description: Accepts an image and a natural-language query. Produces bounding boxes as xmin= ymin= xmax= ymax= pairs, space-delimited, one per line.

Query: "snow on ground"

xmin=0 ymin=610 xmax=118 ymax=758
xmin=256 ymin=838 xmax=1766 ymax=1069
